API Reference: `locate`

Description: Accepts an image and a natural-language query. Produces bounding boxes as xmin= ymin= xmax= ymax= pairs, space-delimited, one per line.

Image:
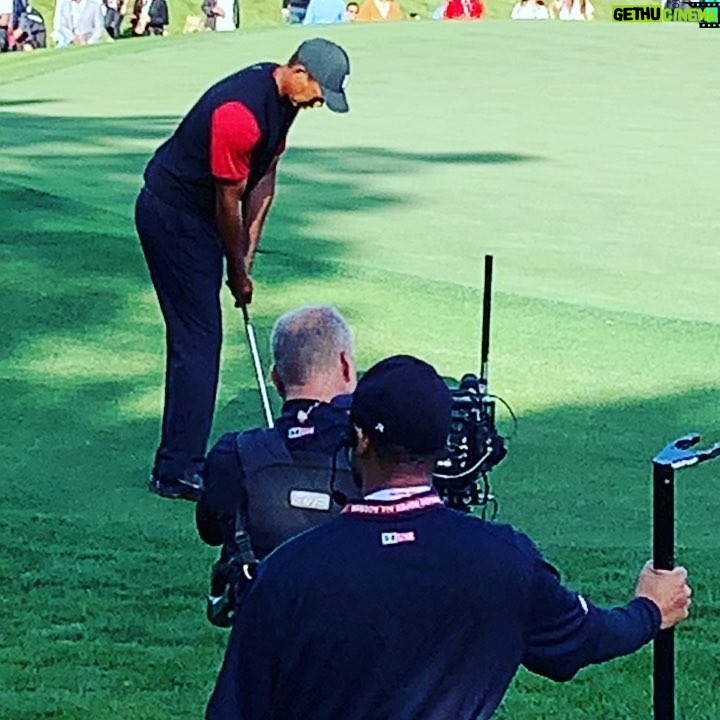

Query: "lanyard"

xmin=341 ymin=493 xmax=444 ymax=516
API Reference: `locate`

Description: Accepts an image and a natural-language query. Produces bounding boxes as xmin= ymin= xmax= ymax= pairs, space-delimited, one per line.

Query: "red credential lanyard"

xmin=341 ymin=493 xmax=444 ymax=516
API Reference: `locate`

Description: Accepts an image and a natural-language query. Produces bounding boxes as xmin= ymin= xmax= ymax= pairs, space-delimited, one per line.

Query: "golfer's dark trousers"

xmin=135 ymin=186 xmax=223 ymax=482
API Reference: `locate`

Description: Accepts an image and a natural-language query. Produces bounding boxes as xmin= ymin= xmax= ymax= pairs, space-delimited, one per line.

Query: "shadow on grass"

xmin=0 ymin=98 xmax=56 ymax=108
xmin=0 ymin=109 xmax=542 ymax=361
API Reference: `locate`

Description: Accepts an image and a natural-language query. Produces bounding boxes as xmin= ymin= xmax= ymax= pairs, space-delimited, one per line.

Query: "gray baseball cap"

xmin=296 ymin=38 xmax=350 ymax=113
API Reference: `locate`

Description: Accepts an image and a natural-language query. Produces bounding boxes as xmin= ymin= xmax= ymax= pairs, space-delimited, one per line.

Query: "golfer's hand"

xmin=635 ymin=561 xmax=692 ymax=630
xmin=226 ymin=263 xmax=253 ymax=308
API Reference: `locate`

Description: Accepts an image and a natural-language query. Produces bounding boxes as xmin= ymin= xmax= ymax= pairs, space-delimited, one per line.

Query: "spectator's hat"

xmin=296 ymin=38 xmax=350 ymax=113
xmin=351 ymin=355 xmax=452 ymax=455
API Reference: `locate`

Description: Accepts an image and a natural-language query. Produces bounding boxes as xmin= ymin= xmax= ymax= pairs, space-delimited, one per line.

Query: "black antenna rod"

xmin=479 ymin=254 xmax=493 ymax=393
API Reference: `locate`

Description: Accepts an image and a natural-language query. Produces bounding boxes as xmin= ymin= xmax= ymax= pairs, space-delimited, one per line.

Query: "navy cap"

xmin=296 ymin=38 xmax=350 ymax=113
xmin=351 ymin=355 xmax=452 ymax=455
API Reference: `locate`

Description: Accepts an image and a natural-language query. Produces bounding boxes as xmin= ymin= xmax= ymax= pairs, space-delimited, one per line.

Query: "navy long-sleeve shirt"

xmin=207 ymin=494 xmax=660 ymax=720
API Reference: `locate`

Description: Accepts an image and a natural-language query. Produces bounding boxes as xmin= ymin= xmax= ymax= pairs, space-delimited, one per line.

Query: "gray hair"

xmin=270 ymin=305 xmax=354 ymax=386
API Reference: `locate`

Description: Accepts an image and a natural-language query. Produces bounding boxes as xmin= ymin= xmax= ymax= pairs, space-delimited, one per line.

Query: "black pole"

xmin=650 ymin=433 xmax=720 ymax=720
xmin=653 ymin=460 xmax=675 ymax=720
xmin=479 ymin=255 xmax=493 ymax=391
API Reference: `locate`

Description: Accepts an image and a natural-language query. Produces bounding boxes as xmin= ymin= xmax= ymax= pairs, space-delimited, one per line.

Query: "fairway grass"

xmin=1 ymin=22 xmax=719 ymax=720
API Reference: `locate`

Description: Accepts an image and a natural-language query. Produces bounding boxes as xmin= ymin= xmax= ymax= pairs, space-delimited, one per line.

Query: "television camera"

xmin=432 ymin=255 xmax=513 ymax=516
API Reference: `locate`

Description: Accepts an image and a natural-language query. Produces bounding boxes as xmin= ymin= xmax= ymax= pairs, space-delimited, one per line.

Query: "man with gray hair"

xmin=196 ymin=304 xmax=359 ymax=625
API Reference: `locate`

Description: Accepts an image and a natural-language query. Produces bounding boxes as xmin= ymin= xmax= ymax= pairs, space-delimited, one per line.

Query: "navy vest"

xmin=144 ymin=63 xmax=297 ymax=224
xmin=233 ymin=428 xmax=357 ymax=560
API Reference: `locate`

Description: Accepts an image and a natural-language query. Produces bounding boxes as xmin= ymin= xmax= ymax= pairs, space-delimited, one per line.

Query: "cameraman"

xmin=207 ymin=355 xmax=692 ymax=720
xmin=195 ymin=304 xmax=358 ymax=622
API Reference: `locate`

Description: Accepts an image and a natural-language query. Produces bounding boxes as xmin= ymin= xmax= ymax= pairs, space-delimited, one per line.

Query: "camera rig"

xmin=433 ymin=255 xmax=512 ymax=515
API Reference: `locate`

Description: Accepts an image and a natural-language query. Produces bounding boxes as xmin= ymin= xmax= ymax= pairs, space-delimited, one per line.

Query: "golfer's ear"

xmin=271 ymin=366 xmax=286 ymax=399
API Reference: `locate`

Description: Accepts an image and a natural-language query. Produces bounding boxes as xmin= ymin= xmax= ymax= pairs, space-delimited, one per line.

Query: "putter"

xmin=652 ymin=433 xmax=720 ymax=720
xmin=241 ymin=305 xmax=274 ymax=429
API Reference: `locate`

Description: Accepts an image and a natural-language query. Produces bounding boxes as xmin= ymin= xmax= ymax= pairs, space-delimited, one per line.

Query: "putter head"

xmin=653 ymin=432 xmax=703 ymax=469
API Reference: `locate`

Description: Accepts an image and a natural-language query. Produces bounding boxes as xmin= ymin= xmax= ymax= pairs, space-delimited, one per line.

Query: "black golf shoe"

xmin=148 ymin=472 xmax=203 ymax=502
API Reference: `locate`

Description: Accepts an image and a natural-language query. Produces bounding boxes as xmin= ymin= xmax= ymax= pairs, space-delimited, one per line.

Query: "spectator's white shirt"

xmin=71 ymin=0 xmax=88 ymax=29
xmin=54 ymin=0 xmax=104 ymax=43
xmin=511 ymin=1 xmax=548 ymax=17
xmin=374 ymin=0 xmax=391 ymax=17
xmin=511 ymin=1 xmax=532 ymax=17
xmin=215 ymin=0 xmax=236 ymax=30
xmin=135 ymin=0 xmax=153 ymax=27
xmin=0 ymin=0 xmax=13 ymax=14
xmin=53 ymin=0 xmax=69 ymax=32
xmin=558 ymin=0 xmax=593 ymax=19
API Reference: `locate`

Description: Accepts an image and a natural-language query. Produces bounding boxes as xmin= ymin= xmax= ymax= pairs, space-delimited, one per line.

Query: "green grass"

xmin=2 ymin=21 xmax=720 ymax=720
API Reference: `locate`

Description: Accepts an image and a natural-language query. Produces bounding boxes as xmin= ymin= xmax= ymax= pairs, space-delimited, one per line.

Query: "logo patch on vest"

xmin=381 ymin=531 xmax=416 ymax=546
xmin=288 ymin=426 xmax=316 ymax=440
xmin=289 ymin=490 xmax=331 ymax=511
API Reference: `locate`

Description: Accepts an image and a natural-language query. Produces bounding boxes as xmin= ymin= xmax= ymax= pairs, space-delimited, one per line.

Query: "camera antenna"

xmin=478 ymin=254 xmax=493 ymax=395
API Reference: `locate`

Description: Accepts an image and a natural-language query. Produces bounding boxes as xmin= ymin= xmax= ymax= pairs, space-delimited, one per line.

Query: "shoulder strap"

xmin=232 ymin=504 xmax=257 ymax=565
xmin=235 ymin=426 xmax=292 ymax=473
xmin=230 ymin=427 xmax=287 ymax=530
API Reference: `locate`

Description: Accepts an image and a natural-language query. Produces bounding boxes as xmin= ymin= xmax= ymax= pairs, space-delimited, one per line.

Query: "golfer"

xmin=207 ymin=355 xmax=692 ymax=720
xmin=135 ymin=38 xmax=351 ymax=500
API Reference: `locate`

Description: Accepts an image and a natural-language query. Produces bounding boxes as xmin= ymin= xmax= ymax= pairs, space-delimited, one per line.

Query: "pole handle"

xmin=653 ymin=461 xmax=675 ymax=720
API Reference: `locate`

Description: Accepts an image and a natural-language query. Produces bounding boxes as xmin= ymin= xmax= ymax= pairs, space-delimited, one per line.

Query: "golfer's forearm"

xmin=242 ymin=167 xmax=276 ymax=271
xmin=217 ymin=204 xmax=248 ymax=265
xmin=216 ymin=182 xmax=249 ymax=268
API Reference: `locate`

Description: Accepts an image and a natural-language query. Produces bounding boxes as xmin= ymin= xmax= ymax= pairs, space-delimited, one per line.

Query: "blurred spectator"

xmin=202 ymin=0 xmax=238 ymax=30
xmin=102 ymin=0 xmax=125 ymax=37
xmin=10 ymin=0 xmax=47 ymax=48
xmin=183 ymin=13 xmax=204 ymax=30
xmin=0 ymin=0 xmax=11 ymax=51
xmin=53 ymin=0 xmax=105 ymax=46
xmin=551 ymin=0 xmax=594 ymax=19
xmin=344 ymin=0 xmax=358 ymax=18
xmin=303 ymin=0 xmax=344 ymax=22
xmin=511 ymin=0 xmax=548 ymax=18
xmin=355 ymin=0 xmax=402 ymax=20
xmin=441 ymin=0 xmax=484 ymax=18
xmin=281 ymin=0 xmax=309 ymax=22
xmin=51 ymin=0 xmax=64 ymax=40
xmin=130 ymin=0 xmax=168 ymax=34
